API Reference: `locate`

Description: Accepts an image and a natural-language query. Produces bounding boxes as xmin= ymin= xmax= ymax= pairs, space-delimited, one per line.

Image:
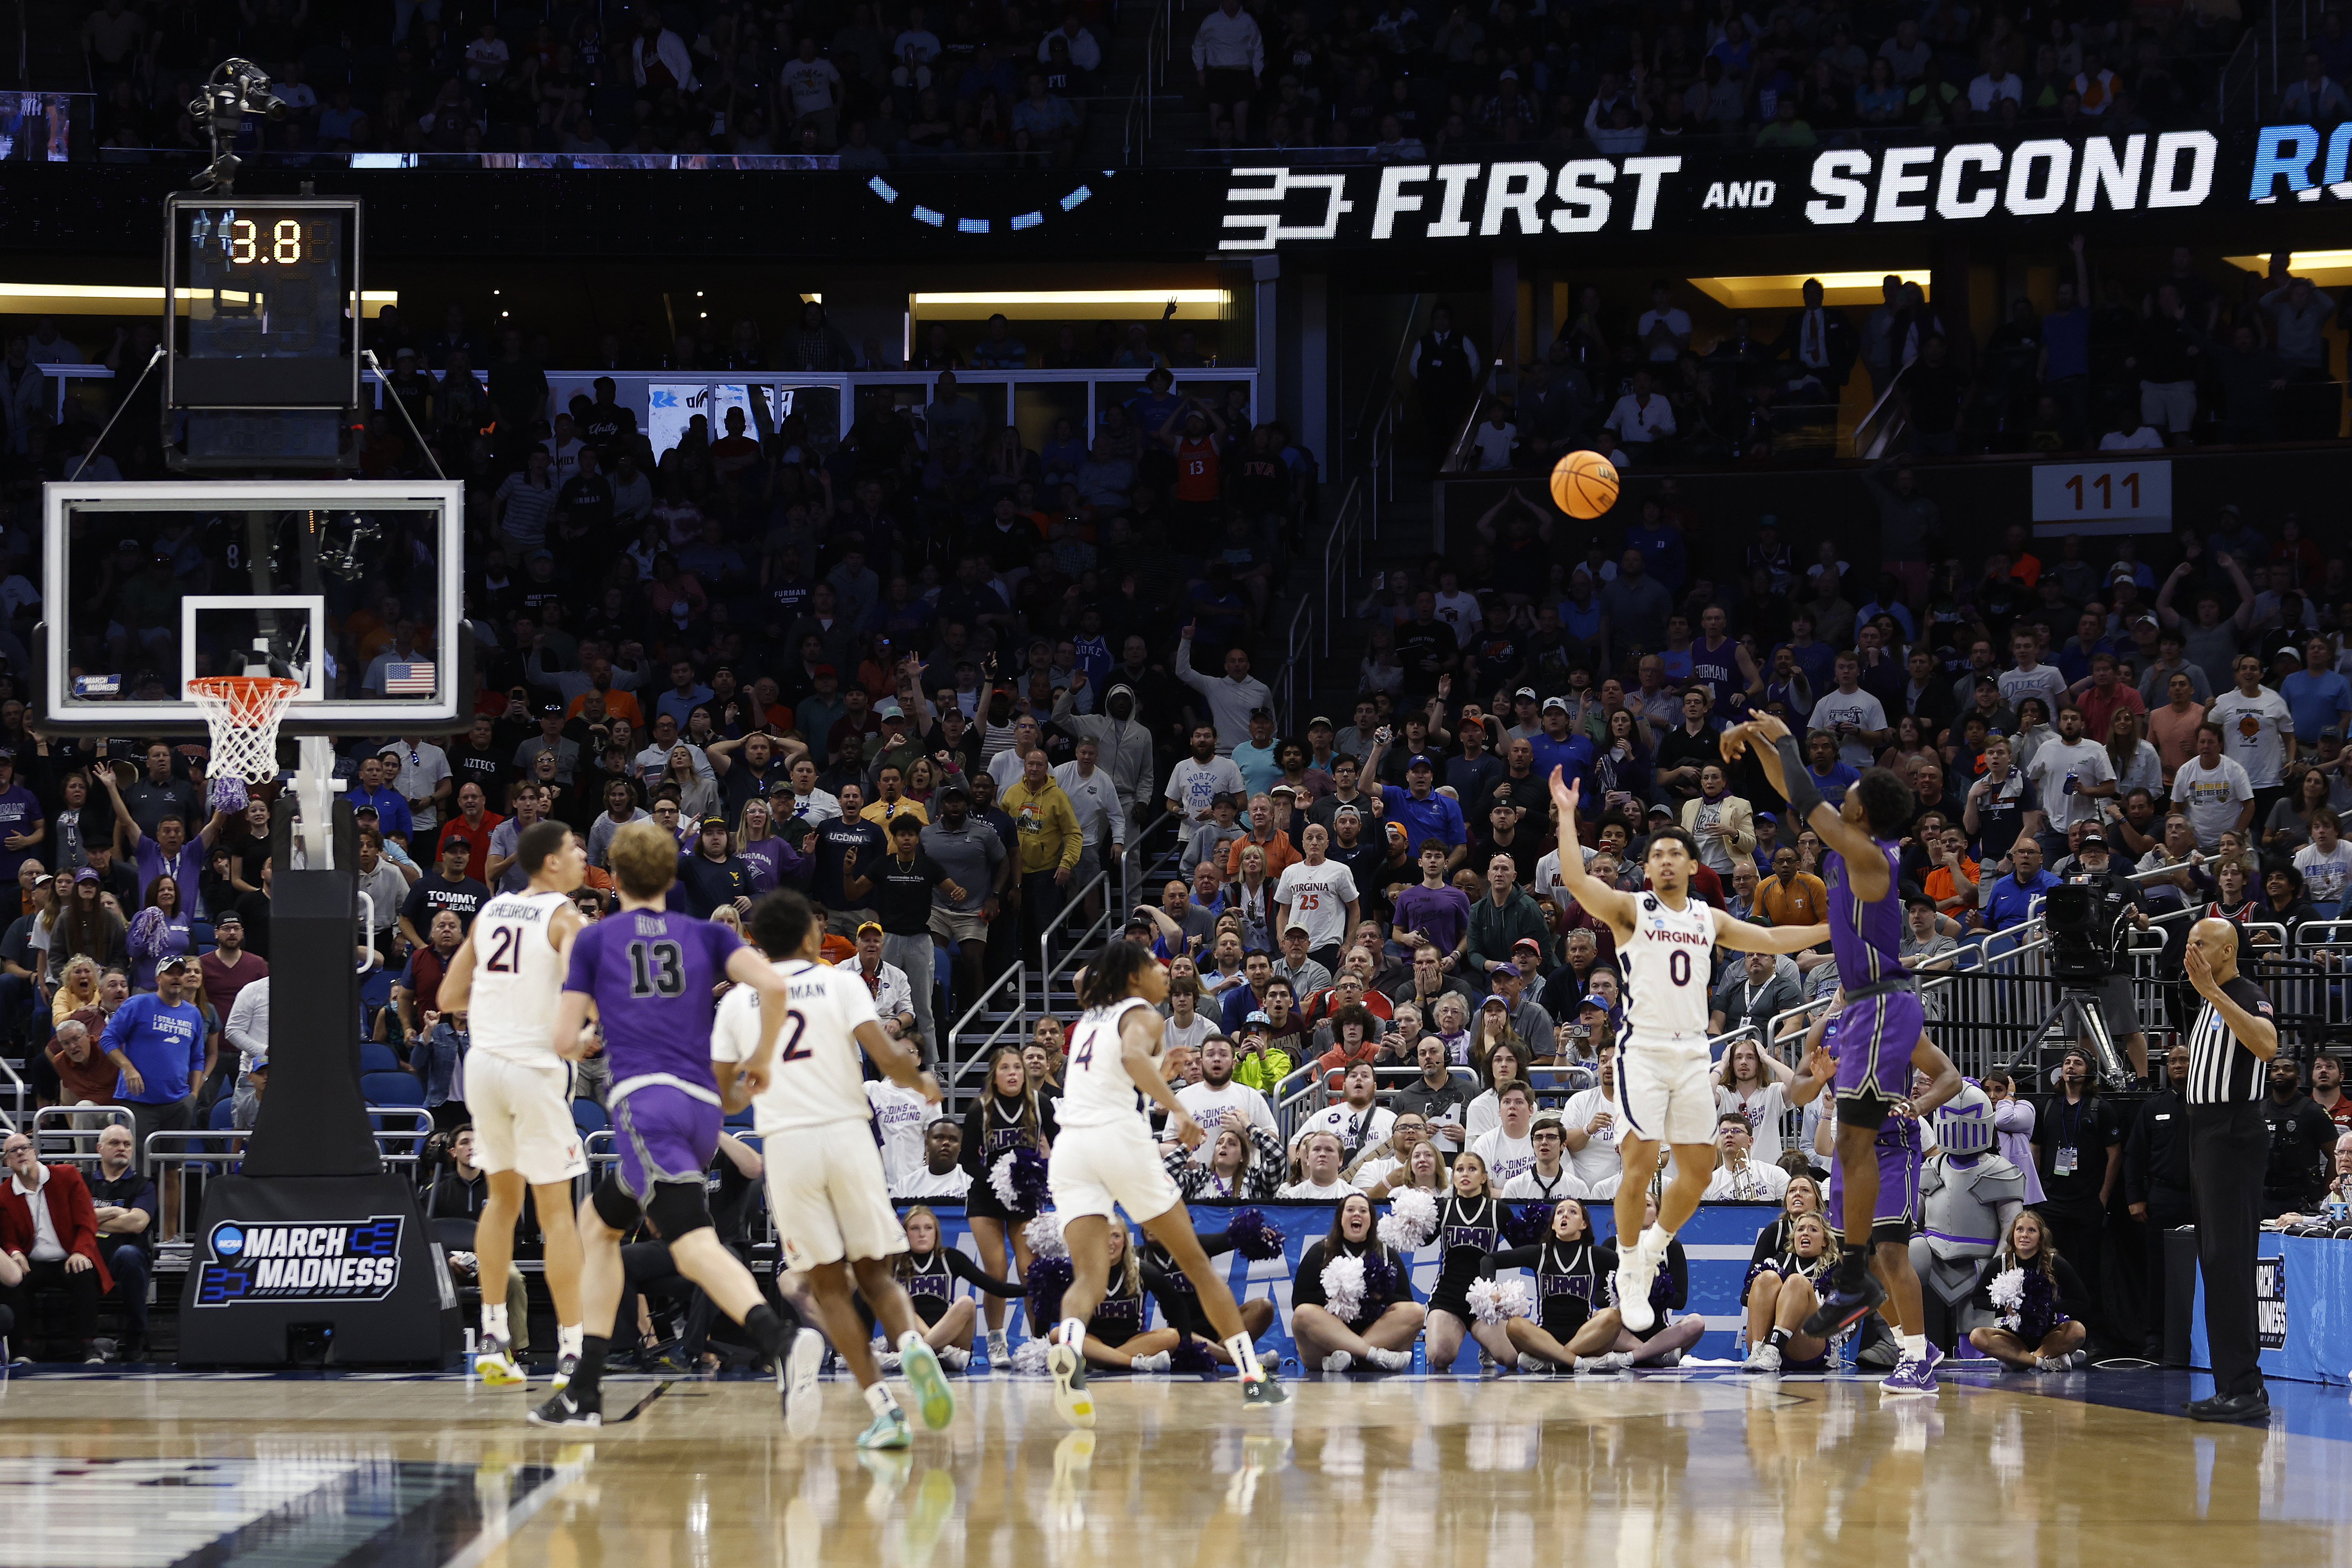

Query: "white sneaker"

xmin=1365 ymin=1348 xmax=1412 ymax=1372
xmin=1322 ymin=1350 xmax=1354 ymax=1373
xmin=987 ymin=1330 xmax=1010 ymax=1369
xmin=784 ymin=1329 xmax=825 ymax=1439
xmin=1582 ymin=1351 xmax=1634 ymax=1374
xmin=876 ymin=1351 xmax=902 ymax=1373
xmin=1744 ymin=1341 xmax=1783 ymax=1374
xmin=1614 ymin=1254 xmax=1657 ymax=1333
xmin=1131 ymin=1350 xmax=1172 ymax=1373
xmin=939 ymin=1344 xmax=972 ymax=1372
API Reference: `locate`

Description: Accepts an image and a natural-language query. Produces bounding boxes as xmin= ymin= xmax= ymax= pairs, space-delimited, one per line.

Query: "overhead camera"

xmin=187 ymin=57 xmax=288 ymax=192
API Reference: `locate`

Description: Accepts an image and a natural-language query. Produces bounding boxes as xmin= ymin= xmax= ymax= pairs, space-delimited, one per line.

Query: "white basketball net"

xmin=186 ymin=677 xmax=300 ymax=784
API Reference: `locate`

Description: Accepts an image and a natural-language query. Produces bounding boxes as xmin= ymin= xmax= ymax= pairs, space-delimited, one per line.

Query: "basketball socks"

xmin=1226 ymin=1332 xmax=1265 ymax=1379
xmin=557 ymin=1324 xmax=583 ymax=1361
xmin=1835 ymin=1248 xmax=1872 ymax=1290
xmin=1901 ymin=1334 xmax=1927 ymax=1361
xmin=1059 ymin=1317 xmax=1087 ymax=1351
xmin=570 ymin=1336 xmax=609 ymax=1399
xmin=1768 ymin=1327 xmax=1791 ymax=1350
xmin=1639 ymin=1224 xmax=1673 ymax=1257
xmin=482 ymin=1304 xmax=509 ymax=1343
xmin=864 ymin=1381 xmax=901 ymax=1417
xmin=743 ymin=1304 xmax=789 ymax=1363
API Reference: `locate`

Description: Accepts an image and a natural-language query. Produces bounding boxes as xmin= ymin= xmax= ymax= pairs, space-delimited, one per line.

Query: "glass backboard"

xmin=41 ymin=480 xmax=465 ymax=732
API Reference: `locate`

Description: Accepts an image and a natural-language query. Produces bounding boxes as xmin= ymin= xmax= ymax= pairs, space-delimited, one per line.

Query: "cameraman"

xmin=2058 ymin=828 xmax=2153 ymax=1080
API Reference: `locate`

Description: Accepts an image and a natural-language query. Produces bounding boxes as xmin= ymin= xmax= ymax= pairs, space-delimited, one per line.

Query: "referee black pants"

xmin=2187 ymin=1100 xmax=2270 ymax=1398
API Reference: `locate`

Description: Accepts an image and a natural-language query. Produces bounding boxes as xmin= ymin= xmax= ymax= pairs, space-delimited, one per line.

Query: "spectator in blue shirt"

xmin=1365 ymin=745 xmax=1468 ymax=859
xmin=1620 ymin=498 xmax=1688 ymax=594
xmin=345 ymin=752 xmax=415 ymax=844
xmin=1978 ymin=837 xmax=2060 ymax=931
xmin=2281 ymin=636 xmax=2352 ymax=744
xmin=0 ymin=748 xmax=43 ymax=882
xmin=100 ymin=957 xmax=209 ymax=1175
xmin=1800 ymin=728 xmax=1861 ymax=805
xmin=1527 ymin=699 xmax=1595 ymax=793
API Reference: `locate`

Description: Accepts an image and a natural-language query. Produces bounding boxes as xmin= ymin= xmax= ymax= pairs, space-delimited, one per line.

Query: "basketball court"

xmin=2 ymin=1364 xmax=2347 ymax=1568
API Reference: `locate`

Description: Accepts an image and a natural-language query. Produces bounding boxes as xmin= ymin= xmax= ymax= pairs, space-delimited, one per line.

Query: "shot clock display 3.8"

xmin=180 ymin=205 xmax=346 ymax=360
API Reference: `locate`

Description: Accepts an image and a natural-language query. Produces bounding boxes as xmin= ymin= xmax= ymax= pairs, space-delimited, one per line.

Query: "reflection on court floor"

xmin=1 ymin=1370 xmax=2348 ymax=1568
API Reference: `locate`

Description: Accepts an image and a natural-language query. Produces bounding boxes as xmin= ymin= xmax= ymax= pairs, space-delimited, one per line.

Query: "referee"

xmin=2180 ymin=917 xmax=2280 ymax=1423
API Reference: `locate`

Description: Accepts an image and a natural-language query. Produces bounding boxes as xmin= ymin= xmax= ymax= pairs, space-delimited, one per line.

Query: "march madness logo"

xmin=2256 ymin=1256 xmax=2287 ymax=1350
xmin=194 ymin=1216 xmax=404 ymax=1307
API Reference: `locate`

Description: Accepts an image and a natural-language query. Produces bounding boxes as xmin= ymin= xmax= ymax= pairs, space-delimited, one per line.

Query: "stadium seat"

xmin=724 ymin=1104 xmax=754 ymax=1129
xmin=360 ymin=1040 xmax=403 ymax=1075
xmin=572 ymin=1099 xmax=608 ymax=1134
xmin=209 ymin=1095 xmax=237 ymax=1130
xmin=361 ymin=1071 xmax=424 ymax=1107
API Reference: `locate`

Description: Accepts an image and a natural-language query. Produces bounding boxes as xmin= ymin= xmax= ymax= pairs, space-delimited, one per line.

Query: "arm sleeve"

xmin=959 ymin=1102 xmax=989 ymax=1178
xmin=1488 ymin=1244 xmax=1543 ymax=1270
xmin=946 ymin=1250 xmax=1032 ymax=1296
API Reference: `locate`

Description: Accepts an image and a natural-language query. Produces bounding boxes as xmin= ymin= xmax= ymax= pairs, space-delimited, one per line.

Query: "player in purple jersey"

xmin=1722 ymin=711 xmax=1961 ymax=1392
xmin=530 ymin=821 xmax=794 ymax=1430
xmin=1788 ymin=1011 xmax=1960 ymax=1391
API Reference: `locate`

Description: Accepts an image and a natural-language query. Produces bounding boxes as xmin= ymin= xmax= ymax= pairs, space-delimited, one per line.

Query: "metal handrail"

xmin=1039 ymin=866 xmax=1114 ymax=1011
xmin=945 ymin=960 xmax=1027 ymax=1112
xmin=1438 ymin=313 xmax=1515 ymax=476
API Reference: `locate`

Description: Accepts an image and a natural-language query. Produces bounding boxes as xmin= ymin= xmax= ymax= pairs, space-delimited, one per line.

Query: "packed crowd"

xmin=1182 ymin=0 xmax=2247 ymax=153
xmin=1435 ymin=250 xmax=2350 ymax=479
xmin=81 ymin=0 xmax=1104 ymax=166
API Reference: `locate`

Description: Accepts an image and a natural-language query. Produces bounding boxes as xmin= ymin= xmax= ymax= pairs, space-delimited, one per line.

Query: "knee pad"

xmin=591 ymin=1177 xmax=643 ymax=1234
xmin=643 ymin=1179 xmax=715 ymax=1241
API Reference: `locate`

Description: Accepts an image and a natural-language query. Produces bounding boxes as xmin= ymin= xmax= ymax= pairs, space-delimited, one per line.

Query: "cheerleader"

xmin=1164 ymin=1122 xmax=1286 ymax=1202
xmin=1068 ymin=1224 xmax=1200 ymax=1372
xmin=1490 ymin=1198 xmax=1611 ymax=1371
xmin=958 ymin=1043 xmax=1059 ymax=1363
xmin=1424 ymin=1151 xmax=1520 ymax=1370
xmin=1741 ymin=1211 xmax=1843 ymax=1372
xmin=1290 ymin=1191 xmax=1423 ymax=1371
xmin=1594 ymin=1191 xmax=1705 ymax=1367
xmin=1964 ymin=1209 xmax=2091 ymax=1372
xmin=1139 ymin=1223 xmax=1278 ymax=1363
xmin=869 ymin=1205 xmax=1027 ymax=1370
xmin=1745 ymin=1173 xmax=1828 ymax=1278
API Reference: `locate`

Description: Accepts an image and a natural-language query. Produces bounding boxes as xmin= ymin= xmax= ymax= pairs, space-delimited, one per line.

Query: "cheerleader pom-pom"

xmin=1467 ymin=1276 xmax=1531 ymax=1326
xmin=1169 ymin=1337 xmax=1218 ymax=1376
xmin=209 ymin=772 xmax=249 ymax=815
xmin=1024 ymin=1254 xmax=1074 ymax=1329
xmin=1227 ymin=1206 xmax=1285 ymax=1261
xmin=1024 ymin=1213 xmax=1067 ymax=1260
xmin=1011 ymin=1338 xmax=1052 ymax=1377
xmin=990 ymin=1147 xmax=1052 ymax=1213
xmin=1379 ymin=1187 xmax=1439 ymax=1251
xmin=1503 ymin=1203 xmax=1551 ymax=1247
xmin=1360 ymin=1250 xmax=1399 ymax=1304
xmin=1986 ymin=1267 xmax=2024 ymax=1311
xmin=1319 ymin=1254 xmax=1368 ymax=1322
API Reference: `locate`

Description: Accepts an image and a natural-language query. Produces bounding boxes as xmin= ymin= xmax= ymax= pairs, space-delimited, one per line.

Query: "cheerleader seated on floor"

xmin=1742 ymin=1211 xmax=1847 ymax=1373
xmin=1289 ymin=1191 xmax=1423 ymax=1372
xmin=1140 ymin=1217 xmax=1278 ymax=1365
xmin=1488 ymin=1198 xmax=1612 ymax=1371
xmin=1963 ymin=1209 xmax=2091 ymax=1372
xmin=1071 ymin=1223 xmax=1209 ymax=1372
xmin=858 ymin=1205 xmax=1028 ymax=1372
xmin=1591 ymin=1190 xmax=1706 ymax=1370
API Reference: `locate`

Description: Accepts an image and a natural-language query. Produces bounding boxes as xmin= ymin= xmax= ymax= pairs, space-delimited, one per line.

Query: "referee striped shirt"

xmin=2185 ymin=974 xmax=2274 ymax=1105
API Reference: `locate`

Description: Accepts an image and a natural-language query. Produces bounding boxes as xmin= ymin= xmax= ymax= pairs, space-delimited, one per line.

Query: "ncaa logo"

xmin=215 ymin=1224 xmax=246 ymax=1257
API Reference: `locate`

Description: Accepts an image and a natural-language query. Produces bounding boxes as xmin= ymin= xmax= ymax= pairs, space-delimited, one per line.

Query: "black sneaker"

xmin=528 ymin=1387 xmax=602 ymax=1428
xmin=1800 ymin=1269 xmax=1887 ymax=1340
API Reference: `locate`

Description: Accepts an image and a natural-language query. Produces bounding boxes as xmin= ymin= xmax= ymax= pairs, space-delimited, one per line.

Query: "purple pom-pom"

xmin=1504 ymin=1203 xmax=1550 ymax=1247
xmin=1360 ymin=1249 xmax=1399 ymax=1304
xmin=1003 ymin=1145 xmax=1051 ymax=1215
xmin=1227 ymin=1206 xmax=1284 ymax=1261
xmin=210 ymin=772 xmax=249 ymax=815
xmin=1024 ymin=1254 xmax=1074 ymax=1328
xmin=1168 ymin=1336 xmax=1218 ymax=1376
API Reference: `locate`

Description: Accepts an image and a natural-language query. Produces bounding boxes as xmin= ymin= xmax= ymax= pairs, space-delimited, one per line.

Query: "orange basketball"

xmin=1550 ymin=449 xmax=1620 ymax=519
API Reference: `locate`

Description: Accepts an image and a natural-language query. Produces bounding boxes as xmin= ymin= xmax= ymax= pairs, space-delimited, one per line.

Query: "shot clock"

xmin=162 ymin=191 xmax=362 ymax=468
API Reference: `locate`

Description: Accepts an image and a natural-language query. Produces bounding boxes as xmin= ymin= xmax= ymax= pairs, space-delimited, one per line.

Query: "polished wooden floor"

xmin=3 ymin=1367 xmax=2350 ymax=1568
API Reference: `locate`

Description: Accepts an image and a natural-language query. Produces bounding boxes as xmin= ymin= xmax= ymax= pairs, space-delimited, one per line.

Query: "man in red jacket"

xmin=0 ymin=1129 xmax=112 ymax=1362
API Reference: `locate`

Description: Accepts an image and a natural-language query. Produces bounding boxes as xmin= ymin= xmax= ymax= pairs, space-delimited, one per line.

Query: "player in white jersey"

xmin=1546 ymin=769 xmax=1828 ymax=1331
xmin=1044 ymin=941 xmax=1288 ymax=1428
xmin=435 ymin=821 xmax=592 ymax=1389
xmin=714 ymin=888 xmax=955 ymax=1446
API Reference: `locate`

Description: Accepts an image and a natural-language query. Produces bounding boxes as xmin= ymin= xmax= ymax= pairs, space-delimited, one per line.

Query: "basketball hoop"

xmin=187 ymin=675 xmax=301 ymax=785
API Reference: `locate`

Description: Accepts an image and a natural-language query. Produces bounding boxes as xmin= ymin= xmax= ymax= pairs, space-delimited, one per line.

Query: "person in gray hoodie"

xmin=1053 ymin=671 xmax=1154 ymax=838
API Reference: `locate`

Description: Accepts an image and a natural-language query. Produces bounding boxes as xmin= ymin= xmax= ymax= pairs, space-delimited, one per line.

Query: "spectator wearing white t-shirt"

xmin=2024 ymin=704 xmax=2117 ymax=849
xmin=1469 ymin=408 xmax=1518 ymax=471
xmin=1711 ymin=1034 xmax=1795 ymax=1161
xmin=2206 ymin=653 xmax=2294 ymax=797
xmin=2293 ymin=810 xmax=2352 ymax=913
xmin=1702 ymin=1114 xmax=1792 ymax=1201
xmin=1561 ymin=1046 xmax=1623 ymax=1187
xmin=1173 ymin=1036 xmax=1280 ymax=1163
xmin=1273 ymin=824 xmax=1360 ymax=969
xmin=2172 ymin=722 xmax=2256 ymax=848
xmin=891 ymin=10 xmax=944 ymax=87
xmin=1603 ymin=371 xmax=1677 ymax=452
xmin=1276 ymin=1131 xmax=1363 ymax=1198
xmin=1636 ymin=282 xmax=1692 ymax=360
xmin=1809 ymin=652 xmax=1891 ymax=769
xmin=781 ymin=37 xmax=845 ymax=147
